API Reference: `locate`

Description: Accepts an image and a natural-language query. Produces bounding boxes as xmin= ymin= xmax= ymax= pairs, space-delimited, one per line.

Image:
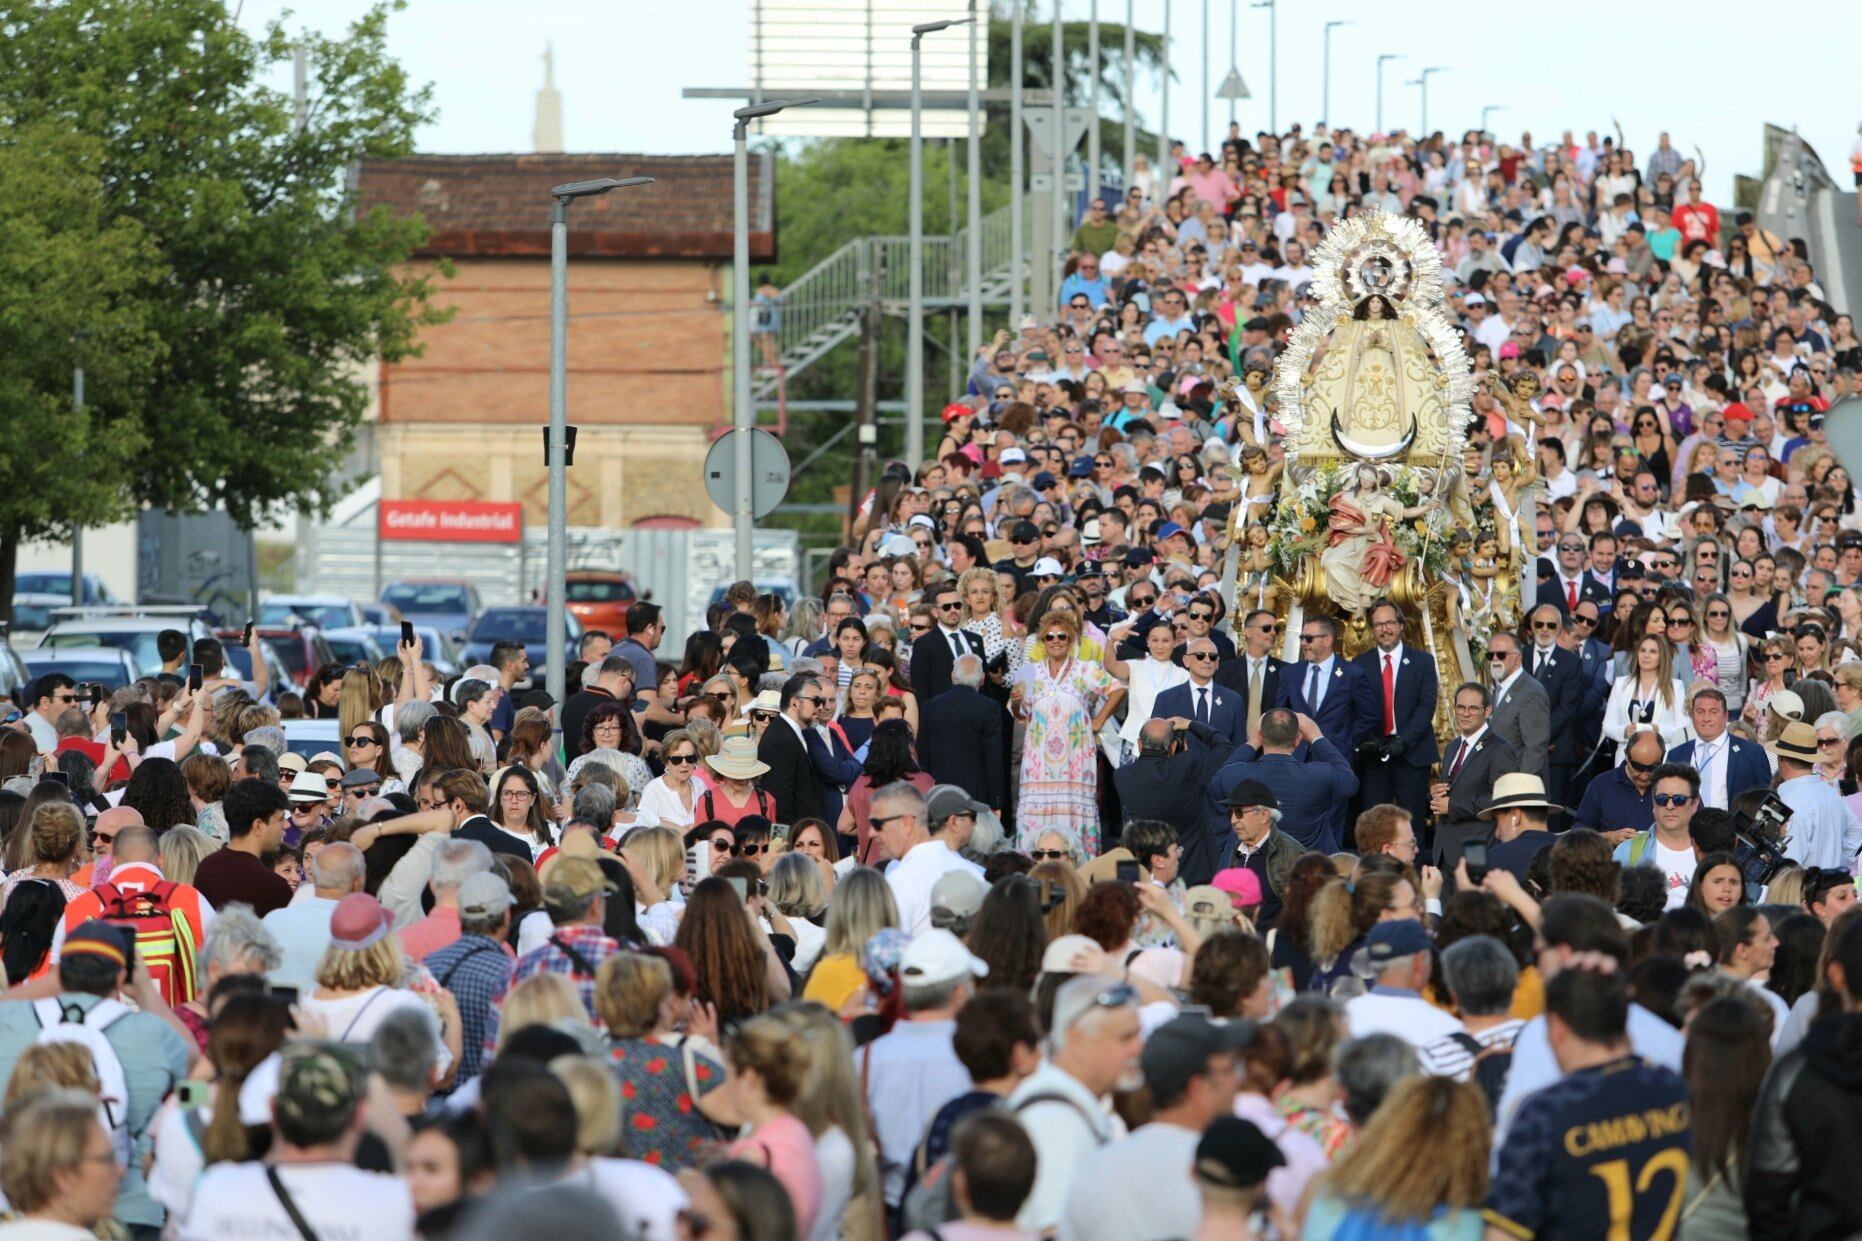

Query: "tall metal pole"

xmin=910 ymin=23 xmax=969 ymax=469
xmin=1417 ymin=66 xmax=1446 ymax=138
xmin=1087 ymin=0 xmax=1100 ymax=201
xmin=1198 ymin=0 xmax=1208 ymax=153
xmin=1250 ymin=0 xmax=1276 ymax=136
xmin=1158 ymin=0 xmax=1170 ymax=178
xmin=1321 ymin=21 xmax=1348 ymax=127
xmin=70 ymin=363 xmax=84 ymax=608
xmin=1122 ymin=0 xmax=1134 ymax=186
xmin=1481 ymin=104 xmax=1505 ymax=137
xmin=1010 ymin=0 xmax=1025 ymax=324
xmin=1051 ymin=0 xmax=1065 ymax=276
xmin=1376 ymin=54 xmax=1399 ymax=133
xmin=966 ymin=0 xmax=982 ymax=359
xmin=547 ymin=198 xmax=570 ymax=709
xmin=1227 ymin=0 xmax=1237 ymax=129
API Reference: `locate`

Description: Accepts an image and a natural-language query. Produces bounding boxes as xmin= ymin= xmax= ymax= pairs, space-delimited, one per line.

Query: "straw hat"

xmin=738 ymin=689 xmax=782 ymax=719
xmin=1478 ymin=772 xmax=1563 ymax=819
xmin=706 ymin=735 xmax=770 ymax=781
xmin=1765 ymin=720 xmax=1820 ymax=763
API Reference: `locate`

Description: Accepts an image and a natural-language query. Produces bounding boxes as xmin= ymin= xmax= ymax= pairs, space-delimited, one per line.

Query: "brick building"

xmin=351 ymin=151 xmax=773 ymax=528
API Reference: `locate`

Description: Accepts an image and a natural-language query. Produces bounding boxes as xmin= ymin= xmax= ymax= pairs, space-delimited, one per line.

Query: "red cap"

xmin=1722 ymin=402 xmax=1754 ymax=424
xmin=942 ymin=402 xmax=974 ymax=424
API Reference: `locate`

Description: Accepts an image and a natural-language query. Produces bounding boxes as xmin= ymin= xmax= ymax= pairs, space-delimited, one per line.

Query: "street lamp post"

xmin=1480 ymin=103 xmax=1506 ymax=137
xmin=1050 ymin=1 xmax=1064 ymax=279
xmin=911 ymin=20 xmax=972 ymax=472
xmin=1157 ymin=0 xmax=1170 ymax=176
xmin=549 ymin=174 xmax=654 ymax=707
xmin=69 ymin=360 xmax=84 ymax=608
xmin=1250 ymin=0 xmax=1275 ymax=135
xmin=1122 ymin=0 xmax=1134 ymax=186
xmin=1087 ymin=0 xmax=1100 ymax=200
xmin=1375 ymin=53 xmax=1399 ymax=133
xmin=1010 ymin=0 xmax=1024 ymax=324
xmin=1320 ymin=20 xmax=1349 ymax=127
xmin=1412 ymin=65 xmax=1446 ymax=137
xmin=1199 ymin=0 xmax=1208 ymax=153
xmin=967 ymin=0 xmax=983 ymax=359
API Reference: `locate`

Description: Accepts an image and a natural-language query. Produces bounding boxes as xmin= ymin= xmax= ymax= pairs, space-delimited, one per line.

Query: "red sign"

xmin=378 ymin=500 xmax=524 ymax=544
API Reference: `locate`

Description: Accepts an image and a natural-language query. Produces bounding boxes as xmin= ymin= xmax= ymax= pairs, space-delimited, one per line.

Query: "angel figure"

xmin=1240 ymin=523 xmax=1280 ymax=610
xmin=1236 ymin=445 xmax=1283 ymax=527
xmin=1468 ymin=530 xmax=1504 ymax=614
xmin=1484 ymin=370 xmax=1548 ymax=441
xmin=1320 ymin=463 xmax=1433 ymax=616
xmin=1488 ymin=437 xmax=1540 ymax=561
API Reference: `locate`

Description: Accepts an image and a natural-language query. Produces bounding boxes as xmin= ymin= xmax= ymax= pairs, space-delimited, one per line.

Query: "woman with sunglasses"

xmin=1665 ymin=598 xmax=1716 ymax=685
xmin=638 ymin=728 xmax=702 ymax=830
xmin=489 ymin=764 xmax=553 ymax=858
xmin=1696 ymin=593 xmax=1751 ymax=713
xmin=1010 ymin=608 xmax=1124 ymax=855
xmin=1812 ymin=711 xmax=1852 ymax=786
xmin=1742 ymin=637 xmax=1797 ymax=742
xmin=1604 ymin=634 xmax=1690 ymax=763
xmin=343 ymin=720 xmax=395 ymax=791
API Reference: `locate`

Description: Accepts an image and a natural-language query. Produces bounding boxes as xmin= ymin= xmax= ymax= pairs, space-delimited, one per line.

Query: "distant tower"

xmin=533 ymin=44 xmax=563 ymax=153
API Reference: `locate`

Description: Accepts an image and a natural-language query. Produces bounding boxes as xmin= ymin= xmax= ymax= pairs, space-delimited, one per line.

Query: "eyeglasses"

xmin=1298 ymin=633 xmax=1324 ymax=643
xmin=936 ymin=601 xmax=963 ymax=612
xmin=347 ymin=785 xmax=381 ymax=798
xmin=1043 ymin=632 xmax=1071 ymax=643
xmin=51 ymin=692 xmax=77 ymax=704
xmin=735 ymin=842 xmax=767 ymax=857
xmin=665 ymin=753 xmax=698 ymax=766
xmin=1667 ymin=615 xmax=1693 ymax=628
xmin=709 ymin=837 xmax=733 ymax=852
xmin=1531 ymin=620 xmax=1560 ymax=631
xmin=92 ymin=832 xmax=117 ymax=849
xmin=1185 ymin=651 xmax=1217 ymax=662
xmin=1764 ymin=653 xmax=1788 ymax=663
xmin=1558 ymin=542 xmax=1585 ymax=552
xmin=344 ymin=735 xmax=379 ymax=748
xmin=1029 ymin=848 xmax=1069 ymax=861
xmin=869 ymin=813 xmax=909 ymax=831
xmin=500 ymin=789 xmax=535 ymax=801
xmin=1706 ymin=609 xmax=1730 ymax=619
xmin=1818 ymin=737 xmax=1844 ymax=749
xmin=1573 ymin=614 xmax=1598 ymax=627
xmin=1625 ymin=757 xmax=1658 ymax=774
xmin=797 ymin=695 xmax=826 ymax=707
xmin=1130 ymin=596 xmax=1157 ymax=608
xmin=1652 ymin=792 xmax=1693 ymax=807
xmin=1188 ymin=610 xmax=1214 ymax=622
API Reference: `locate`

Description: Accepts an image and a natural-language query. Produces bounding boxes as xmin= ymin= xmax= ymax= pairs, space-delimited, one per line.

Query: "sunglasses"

xmin=665 ymin=753 xmax=697 ymax=766
xmin=1532 ymin=621 xmax=1560 ymax=631
xmin=1573 ymin=614 xmax=1598 ymax=627
xmin=869 ymin=813 xmax=909 ymax=831
xmin=1029 ymin=848 xmax=1070 ymax=860
xmin=344 ymin=735 xmax=379 ymax=747
xmin=1667 ymin=616 xmax=1693 ymax=627
xmin=1186 ymin=651 xmax=1217 ymax=662
xmin=709 ymin=837 xmax=732 ymax=852
xmin=1298 ymin=633 xmax=1324 ymax=643
xmin=910 ymin=624 xmax=932 ymax=634
xmin=1652 ymin=792 xmax=1693 ymax=807
xmin=734 ymin=842 xmax=767 ymax=856
xmin=1625 ymin=757 xmax=1658 ymax=774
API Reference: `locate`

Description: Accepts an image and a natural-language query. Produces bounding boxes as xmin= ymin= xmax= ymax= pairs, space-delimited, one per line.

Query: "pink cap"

xmin=1211 ymin=867 xmax=1264 ymax=908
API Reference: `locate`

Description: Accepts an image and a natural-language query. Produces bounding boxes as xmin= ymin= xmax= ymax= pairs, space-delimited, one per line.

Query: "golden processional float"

xmin=1224 ymin=211 xmax=1537 ymax=743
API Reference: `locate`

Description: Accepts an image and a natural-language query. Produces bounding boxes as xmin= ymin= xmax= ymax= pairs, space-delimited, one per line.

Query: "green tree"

xmin=0 ymin=0 xmax=449 ymax=616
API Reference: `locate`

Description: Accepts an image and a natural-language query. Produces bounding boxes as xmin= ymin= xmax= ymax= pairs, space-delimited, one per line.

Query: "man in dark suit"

xmin=756 ymin=672 xmax=829 ymax=824
xmin=910 ymin=583 xmax=986 ymax=701
xmin=1276 ymin=614 xmax=1378 ymax=758
xmin=1351 ymin=600 xmax=1440 ymax=838
xmin=1581 ymin=531 xmax=1620 ymax=614
xmin=1537 ymin=531 xmax=1612 ymax=616
xmin=1115 ymin=716 xmax=1240 ymax=886
xmin=1667 ymin=686 xmax=1770 ymax=810
xmin=1215 ymin=607 xmax=1286 ymax=740
xmin=918 ymin=654 xmax=1008 ymax=812
xmin=1206 ymin=708 xmax=1359 ymax=854
xmin=1523 ymin=603 xmax=1586 ymax=818
xmin=1485 ymin=631 xmax=1551 ymax=781
xmin=1152 ymin=638 xmax=1245 ymax=746
xmin=1430 ymin=682 xmax=1521 ymax=870
xmin=433 ymin=770 xmax=531 ymax=862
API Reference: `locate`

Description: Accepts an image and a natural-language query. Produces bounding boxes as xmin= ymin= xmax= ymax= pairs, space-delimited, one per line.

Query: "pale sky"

xmin=236 ymin=0 xmax=1859 ymax=204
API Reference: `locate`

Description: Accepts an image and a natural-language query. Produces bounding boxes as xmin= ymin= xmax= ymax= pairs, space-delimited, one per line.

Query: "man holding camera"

xmin=1768 ymin=721 xmax=1862 ymax=870
xmin=1115 ymin=716 xmax=1240 ymax=887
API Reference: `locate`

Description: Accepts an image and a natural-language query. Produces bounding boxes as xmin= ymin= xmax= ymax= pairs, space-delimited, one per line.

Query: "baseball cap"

xmin=900 ymin=928 xmax=990 ymax=987
xmin=62 ymin=921 xmax=129 ymax=969
xmin=1141 ymin=1014 xmax=1256 ymax=1097
xmin=1031 ymin=471 xmax=1058 ymax=490
xmin=1000 ymin=447 xmax=1028 ymax=465
xmin=1365 ymin=919 xmax=1433 ymax=963
xmin=1155 ymin=521 xmax=1189 ymax=542
xmin=1125 ymin=547 xmax=1155 ymax=568
xmin=1499 ymin=342 xmax=1520 ymax=360
xmin=458 ymin=872 xmax=514 ymax=920
xmin=1070 ymin=455 xmax=1096 ymax=478
xmin=329 ymin=893 xmax=393 ymax=951
xmin=942 ymin=401 xmax=974 ymax=423
xmin=925 ymin=784 xmax=987 ymax=825
xmin=275 ymin=1043 xmax=366 ymax=1134
xmin=1010 ymin=520 xmax=1041 ymax=544
xmin=1182 ymin=885 xmax=1238 ymax=922
xmin=543 ymin=857 xmax=617 ymax=907
xmin=1031 ymin=556 xmax=1066 ymax=578
xmin=1210 ymin=867 xmax=1265 ymax=907
xmin=930 ymin=870 xmax=988 ymax=923
xmin=1463 ymin=292 xmax=1487 ymax=307
xmin=1194 ymin=1117 xmax=1286 ymax=1190
xmin=1040 ymin=933 xmax=1103 ymax=975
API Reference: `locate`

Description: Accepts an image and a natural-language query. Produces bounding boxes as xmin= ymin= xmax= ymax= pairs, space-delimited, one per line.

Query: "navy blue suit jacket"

xmin=1151 ymin=680 xmax=1246 ymax=747
xmin=1526 ymin=644 xmax=1586 ymax=763
xmin=1667 ymin=735 xmax=1772 ymax=805
xmin=1276 ymin=657 xmax=1379 ymax=755
xmin=1350 ymin=645 xmax=1440 ymax=767
xmin=1205 ymin=739 xmax=1360 ymax=854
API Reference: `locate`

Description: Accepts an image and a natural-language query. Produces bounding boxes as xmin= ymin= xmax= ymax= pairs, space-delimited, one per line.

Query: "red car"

xmin=218 ymin=627 xmax=336 ymax=689
xmin=560 ymin=570 xmax=639 ymax=638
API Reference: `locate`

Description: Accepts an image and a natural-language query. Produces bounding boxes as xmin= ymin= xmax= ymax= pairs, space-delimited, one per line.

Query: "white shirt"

xmin=1690 ymin=732 xmax=1730 ymax=809
xmin=572 ymin=1157 xmax=689 ymax=1241
xmin=178 ymin=1160 xmax=415 ymax=1240
xmin=1302 ymin=655 xmax=1336 ymax=711
xmin=1738 ymin=975 xmax=1792 ymax=1050
xmin=1058 ymin=1123 xmax=1201 ymax=1241
xmin=637 ymin=777 xmax=697 ymax=829
xmin=23 ymin=712 xmax=57 ymax=753
xmin=1492 ymin=666 xmax=1527 ymax=711
xmin=863 ymin=1019 xmax=970 ymax=1206
xmin=1777 ymin=772 xmax=1862 ymax=869
xmin=885 ymin=839 xmax=979 ymax=936
xmin=1650 ymin=838 xmax=1697 ymax=910
xmin=1346 ymin=987 xmax=1468 ymax=1076
xmin=262 ymin=896 xmax=341 ymax=991
xmin=1010 ymin=1062 xmax=1125 ymax=1233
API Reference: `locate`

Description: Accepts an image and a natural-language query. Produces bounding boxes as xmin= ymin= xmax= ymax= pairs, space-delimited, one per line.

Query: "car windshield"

xmin=259 ymin=602 xmax=353 ymax=630
xmin=23 ymin=657 xmax=131 ymax=690
xmin=383 ymin=585 xmax=471 ymax=614
xmin=469 ymin=610 xmax=546 ymax=642
xmin=567 ymin=579 xmax=634 ymax=603
xmin=42 ymin=629 xmax=162 ymax=672
xmin=262 ymin=635 xmax=309 ymax=679
xmin=13 ymin=573 xmax=71 ymax=596
xmin=10 ymin=601 xmax=58 ymax=632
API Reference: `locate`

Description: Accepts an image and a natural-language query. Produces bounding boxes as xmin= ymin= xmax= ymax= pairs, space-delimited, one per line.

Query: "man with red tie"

xmin=1350 ymin=601 xmax=1439 ymax=846
xmin=1536 ymin=533 xmax=1602 ymax=616
xmin=1429 ymin=682 xmax=1519 ymax=873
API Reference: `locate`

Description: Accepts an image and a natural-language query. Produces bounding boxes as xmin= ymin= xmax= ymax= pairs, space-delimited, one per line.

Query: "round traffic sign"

xmin=704 ymin=428 xmax=792 ymax=520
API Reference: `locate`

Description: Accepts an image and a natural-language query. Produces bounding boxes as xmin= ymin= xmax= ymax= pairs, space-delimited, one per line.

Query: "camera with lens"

xmin=1730 ymin=793 xmax=1793 ymax=888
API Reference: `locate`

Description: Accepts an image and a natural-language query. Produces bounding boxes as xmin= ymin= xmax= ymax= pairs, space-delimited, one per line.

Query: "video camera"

xmin=1730 ymin=793 xmax=1794 ymax=890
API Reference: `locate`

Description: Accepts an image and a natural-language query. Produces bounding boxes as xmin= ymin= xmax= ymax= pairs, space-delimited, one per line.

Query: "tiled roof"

xmin=352 ymin=152 xmax=773 ymax=260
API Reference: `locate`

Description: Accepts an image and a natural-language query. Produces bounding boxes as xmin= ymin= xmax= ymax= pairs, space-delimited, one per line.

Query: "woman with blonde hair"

xmin=724 ymin=1015 xmax=825 ymax=1238
xmin=1307 ymin=870 xmax=1422 ymax=996
xmin=596 ymin=950 xmax=738 ymax=1166
xmin=772 ymin=1002 xmax=879 ymax=1241
xmin=618 ymin=824 xmax=685 ymax=943
xmin=765 ymin=854 xmax=828 ymax=975
xmin=3 ymin=801 xmax=86 ymax=902
xmin=336 ymin=665 xmax=382 ymax=744
xmin=1603 ymin=633 xmax=1691 ymax=759
xmin=1031 ymin=859 xmax=1086 ymax=943
xmin=0 ymin=1088 xmax=122 ymax=1235
xmin=298 ymin=893 xmax=460 ymax=1076
xmin=1304 ymin=1076 xmax=1491 ymax=1235
xmin=802 ymin=868 xmax=899 ymax=1012
xmin=1011 ymin=606 xmax=1123 ymax=852
xmin=1744 ymin=634 xmax=1796 ymax=741
xmin=496 ymin=972 xmax=592 ymax=1052
xmin=957 ymin=565 xmax=1022 ymax=674
xmin=549 ymin=1054 xmax=622 ymax=1157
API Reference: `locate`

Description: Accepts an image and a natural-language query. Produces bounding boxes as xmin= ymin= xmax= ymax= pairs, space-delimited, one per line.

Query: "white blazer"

xmin=1602 ymin=674 xmax=1692 ymax=760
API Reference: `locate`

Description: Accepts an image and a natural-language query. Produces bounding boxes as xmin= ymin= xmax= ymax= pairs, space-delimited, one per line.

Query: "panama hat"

xmin=1765 ymin=720 xmax=1820 ymax=763
xmin=706 ymin=735 xmax=770 ymax=781
xmin=1478 ymin=772 xmax=1563 ymax=819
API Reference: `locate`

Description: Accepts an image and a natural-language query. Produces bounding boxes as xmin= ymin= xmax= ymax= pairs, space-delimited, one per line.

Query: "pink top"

xmin=728 ymin=1113 xmax=823 ymax=1236
xmin=397 ymin=907 xmax=461 ymax=963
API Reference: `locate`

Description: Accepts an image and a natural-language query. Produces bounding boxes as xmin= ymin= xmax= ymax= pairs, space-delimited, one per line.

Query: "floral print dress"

xmin=1013 ymin=657 xmax=1116 ymax=853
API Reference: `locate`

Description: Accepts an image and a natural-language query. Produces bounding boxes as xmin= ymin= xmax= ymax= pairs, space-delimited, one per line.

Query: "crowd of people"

xmin=0 ymin=117 xmax=1857 ymax=1241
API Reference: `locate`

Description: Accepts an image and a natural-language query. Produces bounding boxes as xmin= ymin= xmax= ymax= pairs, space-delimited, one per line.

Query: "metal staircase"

xmin=752 ymin=204 xmax=1026 ymax=402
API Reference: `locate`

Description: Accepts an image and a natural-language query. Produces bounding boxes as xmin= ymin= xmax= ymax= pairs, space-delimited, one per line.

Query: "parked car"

xmin=9 ymin=592 xmax=71 ymax=646
xmin=258 ymin=595 xmax=366 ymax=632
xmin=13 ymin=572 xmax=118 ymax=607
xmin=322 ymin=626 xmax=387 ymax=667
xmin=560 ymin=569 xmax=639 ymax=637
xmin=251 ymin=627 xmax=337 ymax=689
xmin=358 ymin=602 xmax=397 ymax=627
xmin=363 ymin=625 xmax=462 ymax=678
xmin=22 ymin=647 xmax=142 ymax=692
xmin=462 ymin=606 xmax=581 ymax=675
xmin=280 ymin=718 xmax=341 ymax=761
xmin=214 ymin=629 xmax=298 ymax=693
xmin=39 ymin=607 xmax=215 ymax=676
xmin=379 ymin=580 xmax=481 ymax=640
xmin=0 ymin=638 xmax=33 ymax=703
